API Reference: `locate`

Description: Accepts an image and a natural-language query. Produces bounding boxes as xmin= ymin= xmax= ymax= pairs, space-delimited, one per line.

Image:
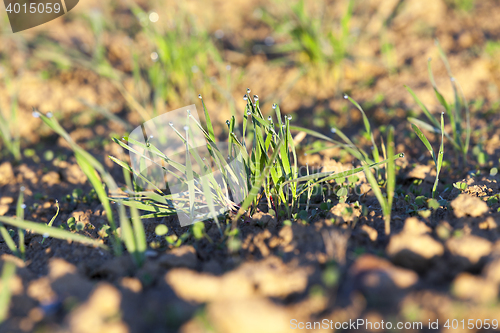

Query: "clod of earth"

xmin=450 ymin=193 xmax=489 ymax=218
xmin=386 ymin=217 xmax=444 ymax=272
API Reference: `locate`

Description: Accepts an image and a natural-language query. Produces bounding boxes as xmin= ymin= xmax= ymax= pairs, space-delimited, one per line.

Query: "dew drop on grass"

xmin=441 ymin=112 xmax=445 ymax=115
xmin=450 ymin=77 xmax=455 ymax=82
xmin=243 ymin=95 xmax=248 ymax=101
xmin=330 ymin=127 xmax=336 ymax=133
xmin=149 ymin=135 xmax=154 ymax=139
xmin=399 ymin=153 xmax=405 ymax=158
xmin=183 ymin=126 xmax=189 ymax=131
xmin=21 ymin=204 xmax=26 ymax=209
xmin=226 ymin=120 xmax=230 ymax=126
xmin=287 ymin=115 xmax=292 ymax=120
xmin=247 ymin=88 xmax=251 ymax=94
xmin=169 ymin=122 xmax=174 ymax=126
xmin=246 ymin=111 xmax=251 ymax=115
xmin=272 ymin=103 xmax=277 ymax=110
xmin=20 ymin=186 xmax=25 ymax=192
xmin=343 ymin=94 xmax=348 ymax=99
xmin=268 ymin=116 xmax=272 ymax=121
xmin=198 ymin=94 xmax=202 ymax=99
xmin=46 ymin=112 xmax=52 ymax=118
xmin=253 ymin=95 xmax=259 ymax=101
xmin=32 ymin=111 xmax=40 ymax=118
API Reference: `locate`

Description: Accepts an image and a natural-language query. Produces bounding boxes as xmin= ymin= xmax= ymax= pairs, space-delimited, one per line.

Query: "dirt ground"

xmin=2 ymin=0 xmax=500 ymax=332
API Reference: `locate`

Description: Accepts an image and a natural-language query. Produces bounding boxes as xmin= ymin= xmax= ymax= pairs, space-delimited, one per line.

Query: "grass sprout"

xmin=111 ymin=90 xmax=400 ymax=229
xmin=412 ymin=113 xmax=445 ymax=199
xmin=405 ymin=40 xmax=470 ymax=164
xmin=37 ymin=111 xmax=147 ymax=265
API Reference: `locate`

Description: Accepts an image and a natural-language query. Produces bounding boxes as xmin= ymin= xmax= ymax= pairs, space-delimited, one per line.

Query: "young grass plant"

xmin=411 ymin=113 xmax=445 ymax=199
xmin=262 ymin=0 xmax=354 ymax=93
xmin=362 ymin=126 xmax=396 ymax=235
xmin=111 ymin=90 xmax=400 ymax=230
xmin=36 ymin=111 xmax=146 ymax=266
xmin=291 ymin=95 xmax=404 ymax=234
xmin=405 ymin=41 xmax=470 ymax=164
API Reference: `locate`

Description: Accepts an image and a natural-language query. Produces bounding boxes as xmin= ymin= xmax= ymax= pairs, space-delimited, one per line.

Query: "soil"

xmin=2 ymin=0 xmax=500 ymax=332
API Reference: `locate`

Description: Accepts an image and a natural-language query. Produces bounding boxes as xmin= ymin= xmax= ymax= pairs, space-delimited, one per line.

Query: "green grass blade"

xmin=363 ymin=160 xmax=389 ymax=234
xmin=386 ymin=126 xmax=396 ymax=230
xmin=293 ymin=153 xmax=404 ymax=197
xmin=16 ymin=190 xmax=25 ymax=260
xmin=433 ymin=113 xmax=445 ymax=198
xmin=123 ymin=167 xmax=146 ymax=266
xmin=200 ymin=97 xmax=215 ymax=142
xmin=41 ymin=200 xmax=59 ymax=245
xmin=345 ymin=94 xmax=379 ymax=161
xmin=0 ymin=216 xmax=107 ymax=249
xmin=427 ymin=59 xmax=450 ymax=114
xmin=411 ymin=124 xmax=436 ymax=163
xmin=404 ymin=85 xmax=441 ymax=129
xmin=0 ymin=261 xmax=16 ymax=324
xmin=234 ymin=137 xmax=285 ymax=221
xmin=0 ymin=225 xmax=19 ymax=257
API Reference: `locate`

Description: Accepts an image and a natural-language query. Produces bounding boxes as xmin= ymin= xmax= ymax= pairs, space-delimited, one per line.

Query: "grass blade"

xmin=0 ymin=261 xmax=16 ymax=324
xmin=0 ymin=216 xmax=107 ymax=249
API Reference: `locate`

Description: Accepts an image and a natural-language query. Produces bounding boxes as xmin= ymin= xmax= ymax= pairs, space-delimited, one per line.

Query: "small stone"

xmin=41 ymin=171 xmax=60 ymax=186
xmin=0 ymin=205 xmax=9 ymax=216
xmin=0 ymin=162 xmax=14 ymax=186
xmin=452 ymin=273 xmax=498 ymax=304
xmin=386 ymin=218 xmax=444 ymax=272
xmin=158 ymin=245 xmax=198 ymax=269
xmin=450 ymin=194 xmax=489 ymax=218
xmin=350 ymin=254 xmax=419 ymax=289
xmin=446 ymin=235 xmax=492 ymax=267
xmin=327 ymin=203 xmax=360 ymax=225
xmin=479 ymin=217 xmax=497 ymax=230
xmin=251 ymin=212 xmax=277 ymax=228
xmin=360 ymin=225 xmax=378 ymax=242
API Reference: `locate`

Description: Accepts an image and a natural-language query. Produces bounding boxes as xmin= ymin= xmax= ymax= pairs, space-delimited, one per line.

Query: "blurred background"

xmin=1 ymin=0 xmax=499 ymax=160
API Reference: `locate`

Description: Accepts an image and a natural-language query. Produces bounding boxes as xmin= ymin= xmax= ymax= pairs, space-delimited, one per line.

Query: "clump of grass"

xmin=411 ymin=113 xmax=445 ymax=199
xmin=111 ymin=90 xmax=400 ymax=230
xmin=292 ymin=94 xmax=404 ymax=234
xmin=262 ymin=0 xmax=354 ymax=91
xmin=405 ymin=40 xmax=470 ymax=165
